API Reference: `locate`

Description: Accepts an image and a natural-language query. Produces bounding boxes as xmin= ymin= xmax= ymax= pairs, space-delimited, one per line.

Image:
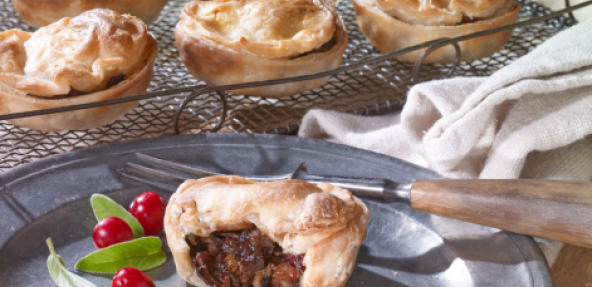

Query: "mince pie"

xmin=165 ymin=176 xmax=369 ymax=287
xmin=353 ymin=0 xmax=521 ymax=63
xmin=0 ymin=9 xmax=157 ymax=131
xmin=175 ymin=0 xmax=348 ymax=98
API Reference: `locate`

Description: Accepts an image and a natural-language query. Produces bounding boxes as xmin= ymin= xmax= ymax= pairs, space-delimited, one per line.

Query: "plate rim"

xmin=0 ymin=133 xmax=553 ymax=286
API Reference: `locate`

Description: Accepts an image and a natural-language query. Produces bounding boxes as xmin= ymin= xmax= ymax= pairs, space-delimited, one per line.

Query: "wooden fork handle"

xmin=410 ymin=179 xmax=592 ymax=248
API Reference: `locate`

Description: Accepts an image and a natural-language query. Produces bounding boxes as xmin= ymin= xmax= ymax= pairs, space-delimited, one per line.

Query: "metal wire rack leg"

xmin=566 ymin=0 xmax=577 ymax=21
xmin=411 ymin=38 xmax=461 ymax=83
xmin=173 ymin=90 xmax=229 ymax=134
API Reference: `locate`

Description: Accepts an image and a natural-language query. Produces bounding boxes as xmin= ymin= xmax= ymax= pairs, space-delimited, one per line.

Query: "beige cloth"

xmin=299 ymin=18 xmax=592 ymax=266
xmin=532 ymin=0 xmax=592 ymax=22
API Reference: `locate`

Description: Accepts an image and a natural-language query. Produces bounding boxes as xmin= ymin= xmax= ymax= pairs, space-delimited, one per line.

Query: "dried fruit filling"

xmin=186 ymin=228 xmax=305 ymax=287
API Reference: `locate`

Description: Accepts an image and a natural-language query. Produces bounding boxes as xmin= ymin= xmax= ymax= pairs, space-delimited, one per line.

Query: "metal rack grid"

xmin=0 ymin=0 xmax=578 ymax=171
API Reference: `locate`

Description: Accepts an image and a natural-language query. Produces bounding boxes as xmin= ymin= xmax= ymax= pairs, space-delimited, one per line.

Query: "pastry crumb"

xmin=393 ymin=271 xmax=398 ymax=276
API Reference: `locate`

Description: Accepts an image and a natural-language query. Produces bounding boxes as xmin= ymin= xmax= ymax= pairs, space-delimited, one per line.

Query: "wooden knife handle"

xmin=410 ymin=179 xmax=592 ymax=248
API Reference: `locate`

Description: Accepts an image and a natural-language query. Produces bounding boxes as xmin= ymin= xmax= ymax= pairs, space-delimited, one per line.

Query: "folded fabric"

xmin=299 ymin=18 xmax=592 ymax=266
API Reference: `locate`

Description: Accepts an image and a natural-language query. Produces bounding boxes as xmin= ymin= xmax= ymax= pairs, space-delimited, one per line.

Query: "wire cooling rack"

xmin=0 ymin=0 xmax=581 ymax=171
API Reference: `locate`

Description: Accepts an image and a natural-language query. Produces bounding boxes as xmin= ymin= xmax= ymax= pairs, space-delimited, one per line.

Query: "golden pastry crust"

xmin=175 ymin=0 xmax=348 ymax=98
xmin=2 ymin=10 xmax=150 ymax=97
xmin=165 ymin=176 xmax=369 ymax=287
xmin=376 ymin=0 xmax=507 ymax=26
xmin=0 ymin=9 xmax=158 ymax=131
xmin=12 ymin=0 xmax=170 ymax=27
xmin=353 ymin=0 xmax=520 ymax=63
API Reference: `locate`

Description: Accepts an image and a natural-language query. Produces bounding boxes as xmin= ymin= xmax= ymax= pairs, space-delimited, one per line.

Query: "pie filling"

xmin=186 ymin=228 xmax=305 ymax=287
xmin=290 ymin=38 xmax=336 ymax=60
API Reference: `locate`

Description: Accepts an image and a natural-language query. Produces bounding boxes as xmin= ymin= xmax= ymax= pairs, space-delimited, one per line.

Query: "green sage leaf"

xmin=75 ymin=237 xmax=166 ymax=274
xmin=91 ymin=194 xmax=144 ymax=238
xmin=46 ymin=238 xmax=97 ymax=287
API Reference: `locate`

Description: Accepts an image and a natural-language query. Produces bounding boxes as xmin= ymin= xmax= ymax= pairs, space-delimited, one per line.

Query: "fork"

xmin=124 ymin=153 xmax=592 ymax=249
xmin=124 ymin=153 xmax=412 ymax=202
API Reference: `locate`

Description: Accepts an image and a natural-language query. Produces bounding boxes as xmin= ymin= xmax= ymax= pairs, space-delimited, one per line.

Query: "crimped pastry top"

xmin=0 ymin=9 xmax=149 ymax=97
xmin=171 ymin=176 xmax=366 ymax=254
xmin=165 ymin=176 xmax=369 ymax=287
xmin=177 ymin=0 xmax=340 ymax=58
xmin=376 ymin=0 xmax=508 ymax=26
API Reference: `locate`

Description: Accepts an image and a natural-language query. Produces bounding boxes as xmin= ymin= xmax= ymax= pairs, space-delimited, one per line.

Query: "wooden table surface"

xmin=551 ymin=244 xmax=592 ymax=286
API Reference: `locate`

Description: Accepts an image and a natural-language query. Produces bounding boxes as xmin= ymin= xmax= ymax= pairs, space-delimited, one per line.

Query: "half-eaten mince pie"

xmin=165 ymin=176 xmax=369 ymax=287
xmin=352 ymin=0 xmax=521 ymax=63
xmin=175 ymin=0 xmax=348 ymax=98
xmin=0 ymin=9 xmax=158 ymax=131
xmin=12 ymin=0 xmax=170 ymax=27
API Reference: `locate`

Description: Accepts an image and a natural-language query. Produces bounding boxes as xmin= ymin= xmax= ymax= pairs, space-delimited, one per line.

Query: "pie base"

xmin=353 ymin=0 xmax=521 ymax=64
xmin=0 ymin=36 xmax=158 ymax=132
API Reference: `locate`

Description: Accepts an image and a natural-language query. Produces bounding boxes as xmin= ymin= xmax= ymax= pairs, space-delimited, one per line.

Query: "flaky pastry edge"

xmin=12 ymin=0 xmax=170 ymax=27
xmin=353 ymin=0 xmax=521 ymax=63
xmin=175 ymin=0 xmax=348 ymax=97
xmin=178 ymin=0 xmax=337 ymax=59
xmin=0 ymin=33 xmax=158 ymax=131
xmin=164 ymin=176 xmax=370 ymax=287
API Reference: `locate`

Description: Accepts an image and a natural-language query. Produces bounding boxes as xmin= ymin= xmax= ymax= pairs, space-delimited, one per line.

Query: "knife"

xmin=126 ymin=154 xmax=592 ymax=249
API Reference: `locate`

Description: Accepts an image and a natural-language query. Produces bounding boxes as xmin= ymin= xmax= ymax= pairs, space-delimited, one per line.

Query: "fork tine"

xmin=121 ymin=172 xmax=178 ymax=193
xmin=126 ymin=162 xmax=191 ymax=181
xmin=135 ymin=153 xmax=223 ymax=177
xmin=134 ymin=152 xmax=294 ymax=181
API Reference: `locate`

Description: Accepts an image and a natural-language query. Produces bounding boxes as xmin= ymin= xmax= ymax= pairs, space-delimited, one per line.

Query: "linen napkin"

xmin=298 ymin=18 xmax=592 ymax=266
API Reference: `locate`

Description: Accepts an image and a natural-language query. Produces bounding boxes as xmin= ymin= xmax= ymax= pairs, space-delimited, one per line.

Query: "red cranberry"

xmin=285 ymin=254 xmax=306 ymax=271
xmin=112 ymin=267 xmax=155 ymax=287
xmin=129 ymin=192 xmax=167 ymax=235
xmin=93 ymin=217 xmax=134 ymax=249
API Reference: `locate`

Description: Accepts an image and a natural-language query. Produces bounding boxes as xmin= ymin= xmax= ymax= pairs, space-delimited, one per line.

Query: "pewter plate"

xmin=0 ymin=134 xmax=552 ymax=286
